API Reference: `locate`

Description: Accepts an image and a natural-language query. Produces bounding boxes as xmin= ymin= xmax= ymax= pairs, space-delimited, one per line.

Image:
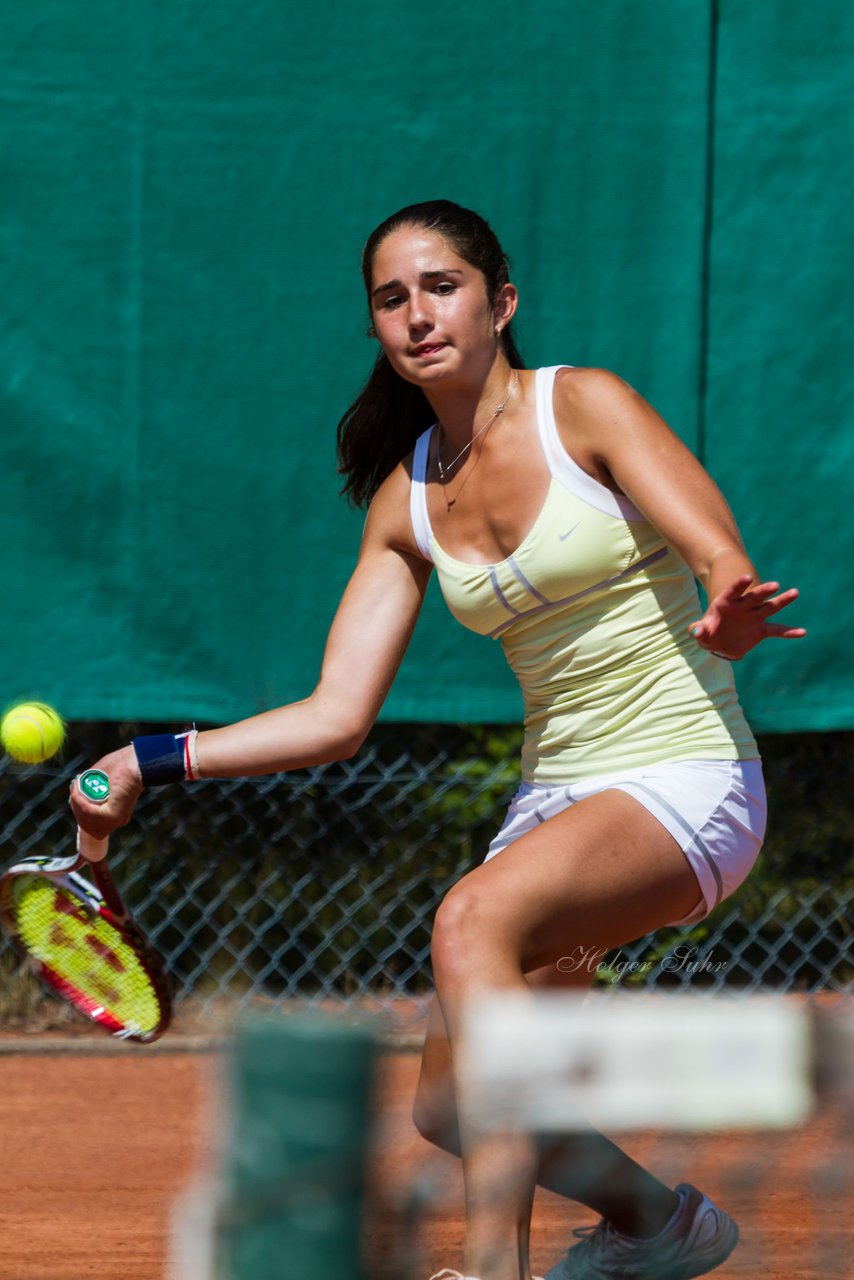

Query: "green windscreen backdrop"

xmin=1 ymin=2 xmax=850 ymax=731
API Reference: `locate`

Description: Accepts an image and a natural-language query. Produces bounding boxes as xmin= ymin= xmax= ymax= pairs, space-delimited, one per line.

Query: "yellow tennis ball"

xmin=1 ymin=702 xmax=66 ymax=764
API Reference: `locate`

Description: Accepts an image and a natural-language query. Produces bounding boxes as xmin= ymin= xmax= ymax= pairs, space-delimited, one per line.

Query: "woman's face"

xmin=369 ymin=225 xmax=502 ymax=387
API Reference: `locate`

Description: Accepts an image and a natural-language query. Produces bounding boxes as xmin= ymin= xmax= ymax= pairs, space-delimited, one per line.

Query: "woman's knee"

xmin=412 ymin=1087 xmax=447 ymax=1147
xmin=412 ymin=1071 xmax=460 ymax=1151
xmin=430 ymin=879 xmax=494 ymax=981
xmin=412 ymin=1008 xmax=460 ymax=1151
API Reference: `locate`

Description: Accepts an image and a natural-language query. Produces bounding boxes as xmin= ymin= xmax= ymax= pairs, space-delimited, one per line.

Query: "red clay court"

xmin=0 ymin=1029 xmax=849 ymax=1280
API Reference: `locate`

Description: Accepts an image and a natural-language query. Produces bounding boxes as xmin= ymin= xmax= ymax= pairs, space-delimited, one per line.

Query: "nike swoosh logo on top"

xmin=559 ymin=523 xmax=580 ymax=541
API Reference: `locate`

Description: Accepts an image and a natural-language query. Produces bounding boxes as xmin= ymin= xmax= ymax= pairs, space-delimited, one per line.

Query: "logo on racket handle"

xmin=77 ymin=769 xmax=111 ymax=804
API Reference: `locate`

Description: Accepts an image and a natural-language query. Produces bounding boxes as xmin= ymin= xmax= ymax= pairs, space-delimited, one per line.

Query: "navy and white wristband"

xmin=132 ymin=729 xmax=200 ymax=786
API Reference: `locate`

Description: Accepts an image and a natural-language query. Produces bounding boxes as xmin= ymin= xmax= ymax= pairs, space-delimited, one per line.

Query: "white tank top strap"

xmin=409 ymin=426 xmax=436 ymax=562
xmin=534 ymin=365 xmax=645 ymax=522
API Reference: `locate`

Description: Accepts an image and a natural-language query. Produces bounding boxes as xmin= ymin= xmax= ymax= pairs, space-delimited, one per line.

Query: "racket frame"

xmin=0 ymin=850 xmax=173 ymax=1042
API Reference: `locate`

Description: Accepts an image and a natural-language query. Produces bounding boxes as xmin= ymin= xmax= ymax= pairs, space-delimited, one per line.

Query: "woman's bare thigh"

xmin=436 ymin=788 xmax=704 ymax=973
xmin=417 ymin=786 xmax=705 ymax=1100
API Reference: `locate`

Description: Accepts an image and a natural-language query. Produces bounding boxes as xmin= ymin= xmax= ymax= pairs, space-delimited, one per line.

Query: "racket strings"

xmin=9 ymin=877 xmax=164 ymax=1035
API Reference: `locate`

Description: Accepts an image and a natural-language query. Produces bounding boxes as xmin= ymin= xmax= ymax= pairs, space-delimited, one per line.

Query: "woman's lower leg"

xmin=431 ymin=918 xmax=540 ymax=1279
xmin=416 ymin=966 xmax=680 ymax=1239
xmin=419 ymin=1086 xmax=678 ymax=1238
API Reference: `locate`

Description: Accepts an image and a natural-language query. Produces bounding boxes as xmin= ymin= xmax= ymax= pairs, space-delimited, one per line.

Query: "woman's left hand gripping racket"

xmin=0 ymin=768 xmax=172 ymax=1042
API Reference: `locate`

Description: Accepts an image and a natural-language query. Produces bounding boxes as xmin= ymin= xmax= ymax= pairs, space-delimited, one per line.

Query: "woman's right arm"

xmin=70 ymin=464 xmax=431 ymax=836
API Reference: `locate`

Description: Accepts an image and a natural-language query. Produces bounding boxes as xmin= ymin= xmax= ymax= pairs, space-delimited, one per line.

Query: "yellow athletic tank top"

xmin=409 ymin=366 xmax=757 ymax=784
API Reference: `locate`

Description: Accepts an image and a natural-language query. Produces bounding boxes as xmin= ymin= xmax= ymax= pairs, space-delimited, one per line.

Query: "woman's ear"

xmin=493 ymin=282 xmax=518 ymax=333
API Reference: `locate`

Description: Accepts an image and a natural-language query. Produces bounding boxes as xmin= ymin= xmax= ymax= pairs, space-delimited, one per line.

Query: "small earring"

xmin=495 ymin=327 xmax=502 ymax=338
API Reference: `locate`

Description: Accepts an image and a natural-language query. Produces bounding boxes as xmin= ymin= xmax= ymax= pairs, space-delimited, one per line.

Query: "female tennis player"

xmin=72 ymin=200 xmax=804 ymax=1280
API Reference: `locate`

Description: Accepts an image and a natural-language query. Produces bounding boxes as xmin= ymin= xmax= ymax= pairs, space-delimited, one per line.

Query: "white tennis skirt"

xmin=484 ymin=758 xmax=767 ymax=927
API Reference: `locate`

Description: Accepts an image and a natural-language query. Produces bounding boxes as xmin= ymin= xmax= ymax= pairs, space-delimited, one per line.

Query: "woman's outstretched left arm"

xmin=554 ymin=368 xmax=806 ymax=661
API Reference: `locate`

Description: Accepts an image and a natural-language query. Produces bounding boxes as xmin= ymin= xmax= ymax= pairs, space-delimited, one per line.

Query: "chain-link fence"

xmin=1 ymin=725 xmax=852 ymax=1031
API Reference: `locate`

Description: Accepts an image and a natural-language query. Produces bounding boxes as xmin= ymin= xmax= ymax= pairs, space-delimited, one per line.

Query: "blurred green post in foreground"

xmin=217 ymin=1015 xmax=377 ymax=1280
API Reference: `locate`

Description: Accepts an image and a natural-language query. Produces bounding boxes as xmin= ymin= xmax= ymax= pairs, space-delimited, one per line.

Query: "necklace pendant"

xmin=435 ymin=368 xmax=519 ymax=511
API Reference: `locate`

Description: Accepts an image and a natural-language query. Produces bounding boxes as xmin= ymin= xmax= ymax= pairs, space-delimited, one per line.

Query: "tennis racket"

xmin=0 ymin=769 xmax=172 ymax=1042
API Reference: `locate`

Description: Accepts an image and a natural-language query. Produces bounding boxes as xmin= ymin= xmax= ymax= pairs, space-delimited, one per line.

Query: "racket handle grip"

xmin=77 ymin=827 xmax=109 ymax=863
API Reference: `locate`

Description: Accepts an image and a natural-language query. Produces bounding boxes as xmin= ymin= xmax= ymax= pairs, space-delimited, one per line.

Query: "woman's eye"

xmin=381 ymin=295 xmax=403 ymax=310
xmin=434 ymin=282 xmax=456 ymax=295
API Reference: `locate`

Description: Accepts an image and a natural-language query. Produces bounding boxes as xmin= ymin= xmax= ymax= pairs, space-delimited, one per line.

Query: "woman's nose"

xmin=408 ymin=293 xmax=433 ymax=332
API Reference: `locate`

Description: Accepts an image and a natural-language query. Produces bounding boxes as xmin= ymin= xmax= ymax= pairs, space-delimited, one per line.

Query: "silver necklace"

xmin=436 ymin=370 xmax=519 ymax=485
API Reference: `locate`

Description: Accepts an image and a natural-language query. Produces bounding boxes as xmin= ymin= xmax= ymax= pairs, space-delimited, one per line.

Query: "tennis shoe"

xmin=543 ymin=1182 xmax=738 ymax=1280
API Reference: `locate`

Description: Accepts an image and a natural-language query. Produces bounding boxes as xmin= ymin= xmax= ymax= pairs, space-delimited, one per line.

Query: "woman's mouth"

xmin=411 ymin=343 xmax=447 ymax=358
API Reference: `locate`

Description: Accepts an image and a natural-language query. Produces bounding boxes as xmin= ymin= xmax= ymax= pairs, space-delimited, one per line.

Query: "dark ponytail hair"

xmin=337 ymin=199 xmax=524 ymax=507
